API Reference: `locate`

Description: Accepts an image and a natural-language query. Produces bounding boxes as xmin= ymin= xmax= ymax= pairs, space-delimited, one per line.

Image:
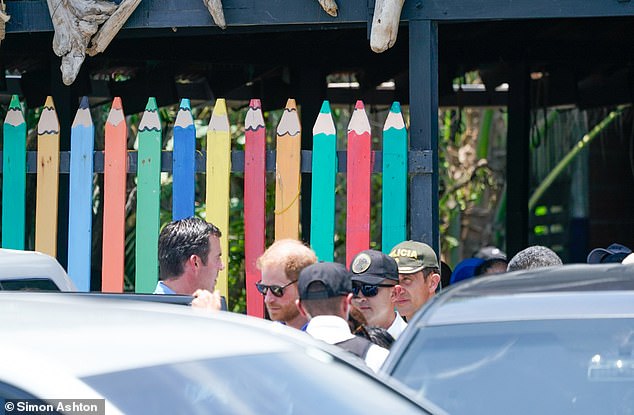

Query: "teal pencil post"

xmin=382 ymin=101 xmax=407 ymax=252
xmin=310 ymin=100 xmax=337 ymax=261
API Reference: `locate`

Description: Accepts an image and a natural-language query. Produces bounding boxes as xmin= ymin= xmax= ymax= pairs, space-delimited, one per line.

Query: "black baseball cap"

xmin=349 ymin=250 xmax=399 ymax=285
xmin=298 ymin=262 xmax=352 ymax=300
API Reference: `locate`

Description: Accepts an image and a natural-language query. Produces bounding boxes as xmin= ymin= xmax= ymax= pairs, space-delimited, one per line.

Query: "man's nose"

xmin=392 ymin=285 xmax=406 ymax=298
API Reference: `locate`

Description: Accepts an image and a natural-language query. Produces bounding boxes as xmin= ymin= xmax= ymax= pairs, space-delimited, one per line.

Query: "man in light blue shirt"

xmin=155 ymin=217 xmax=225 ymax=311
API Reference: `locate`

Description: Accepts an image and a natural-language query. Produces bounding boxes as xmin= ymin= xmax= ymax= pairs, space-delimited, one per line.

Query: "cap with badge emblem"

xmin=349 ymin=250 xmax=398 ymax=285
xmin=389 ymin=240 xmax=439 ymax=274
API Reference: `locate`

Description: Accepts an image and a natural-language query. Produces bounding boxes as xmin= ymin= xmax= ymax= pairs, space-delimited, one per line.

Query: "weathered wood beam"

xmin=7 ymin=0 xmax=634 ymax=34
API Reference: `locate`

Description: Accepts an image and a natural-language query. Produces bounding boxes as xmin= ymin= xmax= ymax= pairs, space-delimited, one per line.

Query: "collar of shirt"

xmin=305 ymin=315 xmax=355 ymax=344
xmin=387 ymin=310 xmax=408 ymax=339
xmin=154 ymin=281 xmax=176 ymax=294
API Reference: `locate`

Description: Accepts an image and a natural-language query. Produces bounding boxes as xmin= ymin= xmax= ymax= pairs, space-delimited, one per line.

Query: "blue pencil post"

xmin=67 ymin=97 xmax=95 ymax=291
xmin=172 ymin=98 xmax=196 ymax=220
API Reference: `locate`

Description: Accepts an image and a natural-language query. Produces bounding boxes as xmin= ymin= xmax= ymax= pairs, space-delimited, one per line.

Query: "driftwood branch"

xmin=87 ymin=0 xmax=142 ymax=56
xmin=317 ymin=0 xmax=338 ymax=17
xmin=370 ymin=0 xmax=405 ymax=53
xmin=202 ymin=0 xmax=227 ymax=29
xmin=47 ymin=0 xmax=117 ymax=85
xmin=0 ymin=1 xmax=10 ymax=46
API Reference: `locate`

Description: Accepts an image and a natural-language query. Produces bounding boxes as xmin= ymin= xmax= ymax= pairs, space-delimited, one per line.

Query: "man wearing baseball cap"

xmin=349 ymin=250 xmax=407 ymax=339
xmin=389 ymin=240 xmax=441 ymax=320
xmin=295 ymin=262 xmax=389 ymax=372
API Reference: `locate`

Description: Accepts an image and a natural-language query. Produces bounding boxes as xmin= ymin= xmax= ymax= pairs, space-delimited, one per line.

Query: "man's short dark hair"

xmin=158 ymin=217 xmax=221 ymax=280
xmin=507 ymin=245 xmax=562 ymax=272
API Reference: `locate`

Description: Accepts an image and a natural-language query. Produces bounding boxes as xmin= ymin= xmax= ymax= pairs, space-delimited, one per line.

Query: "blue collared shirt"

xmin=154 ymin=281 xmax=176 ymax=294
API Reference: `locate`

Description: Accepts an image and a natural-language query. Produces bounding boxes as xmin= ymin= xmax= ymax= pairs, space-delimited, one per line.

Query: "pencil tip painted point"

xmin=319 ymin=100 xmax=331 ymax=113
xmin=355 ymin=100 xmax=364 ymax=110
xmin=112 ymin=97 xmax=122 ymax=110
xmin=9 ymin=95 xmax=21 ymax=109
xmin=390 ymin=101 xmax=401 ymax=113
xmin=179 ymin=98 xmax=191 ymax=110
xmin=79 ymin=96 xmax=89 ymax=109
xmin=249 ymin=98 xmax=261 ymax=109
xmin=44 ymin=96 xmax=55 ymax=109
xmin=286 ymin=98 xmax=297 ymax=109
xmin=145 ymin=97 xmax=158 ymax=111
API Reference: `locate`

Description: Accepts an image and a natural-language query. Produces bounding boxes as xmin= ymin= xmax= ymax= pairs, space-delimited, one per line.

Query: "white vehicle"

xmin=0 ymin=248 xmax=76 ymax=291
xmin=0 ymin=293 xmax=440 ymax=415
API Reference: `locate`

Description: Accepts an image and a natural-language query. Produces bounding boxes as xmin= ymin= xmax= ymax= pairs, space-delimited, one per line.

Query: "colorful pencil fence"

xmin=0 ymin=96 xmax=410 ymax=315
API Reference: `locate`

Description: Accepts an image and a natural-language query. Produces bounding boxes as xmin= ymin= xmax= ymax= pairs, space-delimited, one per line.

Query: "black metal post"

xmin=408 ymin=20 xmax=439 ymax=252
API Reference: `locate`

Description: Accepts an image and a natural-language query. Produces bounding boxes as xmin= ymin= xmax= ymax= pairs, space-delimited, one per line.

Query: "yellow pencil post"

xmin=35 ymin=96 xmax=60 ymax=257
xmin=206 ymin=98 xmax=231 ymax=300
xmin=275 ymin=98 xmax=301 ymax=240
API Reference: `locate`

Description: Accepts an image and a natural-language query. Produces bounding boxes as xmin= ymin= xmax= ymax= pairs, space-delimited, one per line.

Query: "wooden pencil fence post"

xmin=35 ymin=96 xmax=60 ymax=258
xmin=206 ymin=98 xmax=231 ymax=300
xmin=382 ymin=101 xmax=407 ymax=252
xmin=2 ymin=95 xmax=27 ymax=249
xmin=67 ymin=96 xmax=94 ymax=291
xmin=244 ymin=99 xmax=266 ymax=317
xmin=275 ymin=98 xmax=301 ymax=241
xmin=135 ymin=97 xmax=162 ymax=293
xmin=102 ymin=97 xmax=127 ymax=292
xmin=173 ymin=98 xmax=196 ymax=220
xmin=346 ymin=100 xmax=372 ymax=266
xmin=310 ymin=100 xmax=337 ymax=261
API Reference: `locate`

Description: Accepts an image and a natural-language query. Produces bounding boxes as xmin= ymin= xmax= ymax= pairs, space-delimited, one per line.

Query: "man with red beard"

xmin=256 ymin=239 xmax=317 ymax=329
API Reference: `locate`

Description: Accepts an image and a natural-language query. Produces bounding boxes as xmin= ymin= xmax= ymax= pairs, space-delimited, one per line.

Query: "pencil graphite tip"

xmin=179 ymin=98 xmax=191 ymax=111
xmin=9 ymin=95 xmax=21 ymax=110
xmin=319 ymin=100 xmax=331 ymax=114
xmin=79 ymin=96 xmax=89 ymax=109
xmin=44 ymin=96 xmax=56 ymax=110
xmin=111 ymin=97 xmax=123 ymax=110
xmin=285 ymin=98 xmax=297 ymax=111
xmin=354 ymin=100 xmax=364 ymax=110
xmin=249 ymin=99 xmax=262 ymax=110
xmin=145 ymin=97 xmax=158 ymax=112
xmin=390 ymin=101 xmax=401 ymax=113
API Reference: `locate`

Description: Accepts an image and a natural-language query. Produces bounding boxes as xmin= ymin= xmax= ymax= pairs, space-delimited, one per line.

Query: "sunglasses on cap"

xmin=255 ymin=280 xmax=297 ymax=297
xmin=352 ymin=283 xmax=396 ymax=298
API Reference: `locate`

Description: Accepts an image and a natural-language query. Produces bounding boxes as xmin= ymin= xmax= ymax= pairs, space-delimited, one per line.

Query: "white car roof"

xmin=0 ymin=248 xmax=76 ymax=291
xmin=0 ymin=293 xmax=319 ymax=378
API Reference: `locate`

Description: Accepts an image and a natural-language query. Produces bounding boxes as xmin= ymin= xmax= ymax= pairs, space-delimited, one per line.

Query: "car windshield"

xmin=82 ymin=350 xmax=426 ymax=415
xmin=391 ymin=318 xmax=634 ymax=415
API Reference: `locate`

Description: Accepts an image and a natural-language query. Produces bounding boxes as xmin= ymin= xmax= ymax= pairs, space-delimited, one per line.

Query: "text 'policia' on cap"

xmin=388 ymin=241 xmax=439 ymax=274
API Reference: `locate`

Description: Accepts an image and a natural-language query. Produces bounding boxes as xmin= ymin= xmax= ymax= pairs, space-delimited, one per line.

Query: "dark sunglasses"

xmin=352 ymin=283 xmax=396 ymax=298
xmin=255 ymin=280 xmax=297 ymax=297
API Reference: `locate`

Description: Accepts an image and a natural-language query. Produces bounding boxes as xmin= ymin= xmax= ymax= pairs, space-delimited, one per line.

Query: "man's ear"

xmin=296 ymin=299 xmax=310 ymax=319
xmin=428 ymin=272 xmax=441 ymax=292
xmin=342 ymin=293 xmax=353 ymax=316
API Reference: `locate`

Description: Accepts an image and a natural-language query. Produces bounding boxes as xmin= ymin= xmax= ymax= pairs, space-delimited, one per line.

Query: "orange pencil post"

xmin=274 ymin=98 xmax=301 ymax=241
xmin=102 ymin=97 xmax=127 ymax=292
xmin=35 ymin=96 xmax=60 ymax=257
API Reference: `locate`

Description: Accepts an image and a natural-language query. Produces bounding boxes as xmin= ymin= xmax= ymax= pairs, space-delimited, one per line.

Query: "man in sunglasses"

xmin=296 ymin=262 xmax=389 ymax=373
xmin=389 ymin=240 xmax=441 ymax=321
xmin=349 ymin=250 xmax=407 ymax=339
xmin=155 ymin=217 xmax=225 ymax=311
xmin=256 ymin=239 xmax=317 ymax=329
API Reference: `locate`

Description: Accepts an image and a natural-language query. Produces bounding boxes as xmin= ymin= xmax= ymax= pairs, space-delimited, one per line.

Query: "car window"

xmin=82 ymin=350 xmax=427 ymax=415
xmin=390 ymin=319 xmax=634 ymax=415
xmin=0 ymin=279 xmax=61 ymax=291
